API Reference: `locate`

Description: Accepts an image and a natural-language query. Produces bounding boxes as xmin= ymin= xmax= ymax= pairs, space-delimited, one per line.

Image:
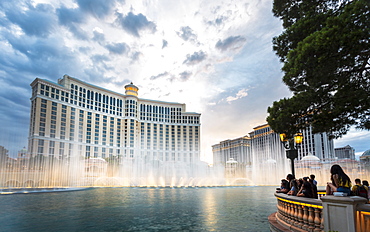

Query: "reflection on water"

xmin=0 ymin=186 xmax=277 ymax=232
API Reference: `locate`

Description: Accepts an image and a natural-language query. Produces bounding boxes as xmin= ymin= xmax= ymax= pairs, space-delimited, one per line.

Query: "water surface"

xmin=0 ymin=186 xmax=277 ymax=232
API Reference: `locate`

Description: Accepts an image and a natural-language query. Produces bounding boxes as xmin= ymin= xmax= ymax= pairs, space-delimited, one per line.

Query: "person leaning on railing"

xmin=326 ymin=164 xmax=352 ymax=196
xmin=276 ymin=179 xmax=290 ymax=193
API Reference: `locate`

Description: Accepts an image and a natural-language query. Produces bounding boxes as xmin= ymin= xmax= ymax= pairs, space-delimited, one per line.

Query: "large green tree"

xmin=267 ymin=0 xmax=370 ymax=139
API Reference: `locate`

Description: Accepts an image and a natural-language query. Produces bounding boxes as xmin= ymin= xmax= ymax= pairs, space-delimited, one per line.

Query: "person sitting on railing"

xmin=287 ymin=179 xmax=298 ymax=196
xmin=326 ymin=164 xmax=352 ymax=196
xmin=276 ymin=179 xmax=290 ymax=193
xmin=297 ymin=181 xmax=314 ymax=198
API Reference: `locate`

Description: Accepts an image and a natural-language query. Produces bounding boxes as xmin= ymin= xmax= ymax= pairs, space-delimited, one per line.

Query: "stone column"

xmin=321 ymin=196 xmax=367 ymax=232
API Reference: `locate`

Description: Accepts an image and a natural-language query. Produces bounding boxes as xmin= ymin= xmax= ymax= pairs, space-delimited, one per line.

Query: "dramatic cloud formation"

xmin=183 ymin=51 xmax=207 ymax=65
xmin=115 ymin=12 xmax=156 ymax=37
xmin=177 ymin=26 xmax=198 ymax=43
xmin=215 ymin=36 xmax=247 ymax=52
xmin=0 ymin=0 xmax=368 ymax=162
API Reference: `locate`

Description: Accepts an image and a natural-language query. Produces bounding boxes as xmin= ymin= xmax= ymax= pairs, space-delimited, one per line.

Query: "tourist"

xmin=310 ymin=174 xmax=317 ymax=186
xmin=309 ymin=178 xmax=318 ymax=199
xmin=363 ymin=180 xmax=370 ymax=201
xmin=326 ymin=164 xmax=352 ymax=196
xmin=297 ymin=182 xmax=314 ymax=198
xmin=276 ymin=179 xmax=290 ymax=193
xmin=296 ymin=178 xmax=303 ymax=192
xmin=351 ymin=178 xmax=368 ymax=199
xmin=286 ymin=174 xmax=295 ymax=183
xmin=287 ymin=179 xmax=298 ymax=196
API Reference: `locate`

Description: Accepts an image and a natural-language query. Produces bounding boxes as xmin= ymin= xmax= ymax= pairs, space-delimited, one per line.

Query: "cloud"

xmin=150 ymin=72 xmax=169 ymax=80
xmin=92 ymin=29 xmax=105 ymax=42
xmin=105 ymin=42 xmax=130 ymax=54
xmin=162 ymin=40 xmax=168 ymax=49
xmin=207 ymin=16 xmax=227 ymax=26
xmin=215 ymin=35 xmax=247 ymax=52
xmin=179 ymin=71 xmax=192 ymax=81
xmin=115 ymin=12 xmax=156 ymax=37
xmin=76 ymin=0 xmax=122 ymax=19
xmin=177 ymin=26 xmax=197 ymax=42
xmin=5 ymin=3 xmax=56 ymax=38
xmin=226 ymin=88 xmax=249 ymax=102
xmin=57 ymin=6 xmax=84 ymax=26
xmin=56 ymin=6 xmax=88 ymax=40
xmin=130 ymin=51 xmax=142 ymax=63
xmin=183 ymin=51 xmax=207 ymax=65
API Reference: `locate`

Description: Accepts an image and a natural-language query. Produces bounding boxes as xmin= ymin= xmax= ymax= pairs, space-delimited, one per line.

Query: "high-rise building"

xmin=212 ymin=136 xmax=251 ymax=165
xmin=28 ymin=75 xmax=201 ymax=163
xmin=212 ymin=124 xmax=335 ymax=165
xmin=298 ymin=126 xmax=334 ymax=161
xmin=334 ymin=145 xmax=355 ymax=160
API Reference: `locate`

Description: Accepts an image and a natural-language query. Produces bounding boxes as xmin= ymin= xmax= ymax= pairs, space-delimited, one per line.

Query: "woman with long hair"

xmin=326 ymin=164 xmax=352 ymax=195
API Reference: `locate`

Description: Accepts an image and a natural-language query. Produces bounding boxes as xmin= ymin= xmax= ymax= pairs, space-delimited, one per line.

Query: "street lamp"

xmin=280 ymin=133 xmax=303 ymax=177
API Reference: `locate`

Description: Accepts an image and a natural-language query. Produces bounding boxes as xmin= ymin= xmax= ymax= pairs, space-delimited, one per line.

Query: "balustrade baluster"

xmin=302 ymin=206 xmax=309 ymax=230
xmin=320 ymin=210 xmax=324 ymax=231
xmin=289 ymin=202 xmax=295 ymax=224
xmin=308 ymin=206 xmax=315 ymax=231
xmin=297 ymin=205 xmax=304 ymax=229
xmin=313 ymin=207 xmax=322 ymax=232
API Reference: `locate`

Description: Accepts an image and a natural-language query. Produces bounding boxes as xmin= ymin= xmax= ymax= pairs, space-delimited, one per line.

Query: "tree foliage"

xmin=267 ymin=0 xmax=370 ymax=139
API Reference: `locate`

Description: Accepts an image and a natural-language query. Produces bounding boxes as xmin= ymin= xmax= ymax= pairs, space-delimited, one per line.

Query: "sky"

xmin=0 ymin=0 xmax=369 ymax=162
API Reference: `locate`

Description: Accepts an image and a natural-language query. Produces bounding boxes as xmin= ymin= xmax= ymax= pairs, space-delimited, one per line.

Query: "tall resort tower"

xmin=28 ymin=75 xmax=201 ymax=165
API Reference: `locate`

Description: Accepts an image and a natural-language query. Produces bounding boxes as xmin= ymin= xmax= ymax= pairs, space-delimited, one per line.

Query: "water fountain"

xmin=0 ymin=150 xmax=256 ymax=192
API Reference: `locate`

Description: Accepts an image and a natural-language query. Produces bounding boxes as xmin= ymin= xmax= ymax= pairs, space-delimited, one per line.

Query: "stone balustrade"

xmin=269 ymin=192 xmax=370 ymax=232
xmin=272 ymin=193 xmax=323 ymax=232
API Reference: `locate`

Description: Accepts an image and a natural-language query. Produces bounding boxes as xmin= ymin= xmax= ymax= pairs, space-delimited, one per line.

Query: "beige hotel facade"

xmin=28 ymin=75 xmax=201 ymax=163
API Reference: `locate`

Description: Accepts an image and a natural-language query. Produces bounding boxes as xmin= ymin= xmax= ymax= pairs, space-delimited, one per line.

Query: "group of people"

xmin=326 ymin=164 xmax=370 ymax=199
xmin=276 ymin=174 xmax=318 ymax=199
xmin=277 ymin=164 xmax=370 ymax=201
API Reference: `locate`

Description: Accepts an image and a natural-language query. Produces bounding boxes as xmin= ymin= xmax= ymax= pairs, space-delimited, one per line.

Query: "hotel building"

xmin=212 ymin=136 xmax=251 ymax=165
xmin=213 ymin=124 xmax=335 ymax=165
xmin=28 ymin=75 xmax=201 ymax=163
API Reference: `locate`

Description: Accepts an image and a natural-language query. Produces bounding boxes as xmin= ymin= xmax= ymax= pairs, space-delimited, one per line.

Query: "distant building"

xmin=28 ymin=75 xmax=201 ymax=163
xmin=299 ymin=126 xmax=335 ymax=161
xmin=0 ymin=145 xmax=8 ymax=159
xmin=248 ymin=124 xmax=285 ymax=164
xmin=18 ymin=147 xmax=28 ymax=159
xmin=360 ymin=149 xmax=370 ymax=164
xmin=212 ymin=124 xmax=335 ymax=165
xmin=334 ymin=145 xmax=355 ymax=160
xmin=212 ymin=136 xmax=251 ymax=165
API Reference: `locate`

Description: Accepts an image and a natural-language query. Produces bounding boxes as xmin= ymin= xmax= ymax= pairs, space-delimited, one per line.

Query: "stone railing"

xmin=273 ymin=193 xmax=323 ymax=232
xmin=270 ymin=193 xmax=370 ymax=232
xmin=356 ymin=203 xmax=370 ymax=231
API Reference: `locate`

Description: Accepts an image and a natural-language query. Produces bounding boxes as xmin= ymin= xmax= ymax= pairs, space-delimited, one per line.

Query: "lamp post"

xmin=280 ymin=133 xmax=303 ymax=177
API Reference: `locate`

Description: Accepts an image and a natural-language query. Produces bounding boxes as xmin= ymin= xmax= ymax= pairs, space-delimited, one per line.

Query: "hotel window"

xmin=68 ymin=144 xmax=74 ymax=156
xmin=38 ymin=139 xmax=44 ymax=155
xmin=49 ymin=141 xmax=55 ymax=155
xmin=102 ymin=148 xmax=106 ymax=158
xmin=94 ymin=147 xmax=98 ymax=158
xmin=59 ymin=142 xmax=64 ymax=156
xmin=86 ymin=146 xmax=90 ymax=158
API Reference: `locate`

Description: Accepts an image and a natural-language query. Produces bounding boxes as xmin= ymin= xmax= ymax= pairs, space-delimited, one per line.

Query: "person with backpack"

xmin=351 ymin=178 xmax=368 ymax=199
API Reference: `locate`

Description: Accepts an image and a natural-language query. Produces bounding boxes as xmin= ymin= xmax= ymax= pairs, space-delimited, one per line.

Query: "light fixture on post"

xmin=280 ymin=132 xmax=303 ymax=177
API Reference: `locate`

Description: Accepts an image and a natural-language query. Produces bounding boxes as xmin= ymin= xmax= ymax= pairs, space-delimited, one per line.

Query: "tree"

xmin=267 ymin=0 xmax=370 ymax=138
